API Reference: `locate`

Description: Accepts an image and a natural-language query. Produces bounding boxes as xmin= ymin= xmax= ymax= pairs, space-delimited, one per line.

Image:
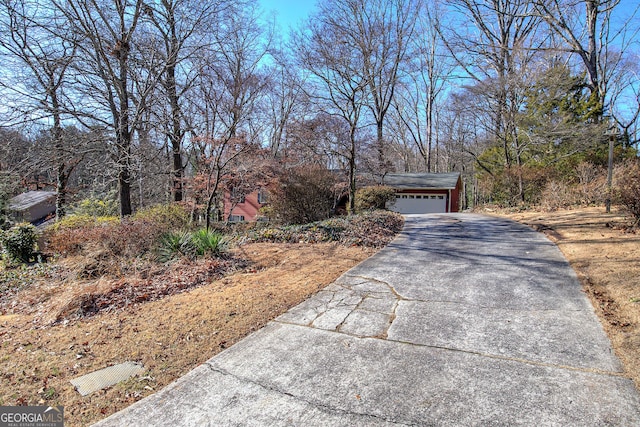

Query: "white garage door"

xmin=388 ymin=194 xmax=447 ymax=214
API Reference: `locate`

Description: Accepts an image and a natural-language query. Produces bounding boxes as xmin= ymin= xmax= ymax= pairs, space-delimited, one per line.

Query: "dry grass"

xmin=0 ymin=242 xmax=376 ymax=427
xmin=493 ymin=206 xmax=640 ymax=389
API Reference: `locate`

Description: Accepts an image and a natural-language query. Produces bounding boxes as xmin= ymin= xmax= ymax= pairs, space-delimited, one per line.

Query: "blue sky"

xmin=259 ymin=0 xmax=317 ymax=32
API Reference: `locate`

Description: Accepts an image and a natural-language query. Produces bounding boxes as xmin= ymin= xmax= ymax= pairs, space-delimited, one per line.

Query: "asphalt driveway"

xmin=95 ymin=214 xmax=640 ymax=426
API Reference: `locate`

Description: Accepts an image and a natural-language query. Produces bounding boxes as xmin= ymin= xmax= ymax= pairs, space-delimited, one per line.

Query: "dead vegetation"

xmin=0 ymin=242 xmax=379 ymax=426
xmin=0 ymin=211 xmax=402 ymax=426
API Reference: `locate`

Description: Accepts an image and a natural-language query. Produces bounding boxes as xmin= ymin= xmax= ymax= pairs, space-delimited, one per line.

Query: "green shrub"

xmin=156 ymin=231 xmax=197 ymax=262
xmin=72 ymin=195 xmax=118 ymax=217
xmin=0 ymin=191 xmax=9 ymax=231
xmin=355 ymin=186 xmax=396 ymax=211
xmin=133 ymin=203 xmax=190 ymax=230
xmin=0 ymin=172 xmax=18 ymax=230
xmin=51 ymin=214 xmax=119 ymax=232
xmin=0 ymin=223 xmax=38 ymax=264
xmin=191 ymin=229 xmax=226 ymax=256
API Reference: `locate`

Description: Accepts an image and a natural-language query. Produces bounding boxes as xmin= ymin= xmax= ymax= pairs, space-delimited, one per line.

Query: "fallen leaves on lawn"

xmin=49 ymin=257 xmax=246 ymax=324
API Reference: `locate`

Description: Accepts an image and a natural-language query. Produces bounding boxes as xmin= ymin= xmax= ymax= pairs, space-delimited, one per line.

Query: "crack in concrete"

xmin=204 ymin=364 xmax=420 ymax=426
xmin=285 ymin=272 xmax=589 ymax=343
xmin=382 ymin=339 xmax=628 ymax=379
xmin=338 ymin=274 xmax=404 ymax=339
xmin=304 ymin=288 xmax=363 ymax=328
xmin=377 ymin=303 xmax=397 ymax=340
xmin=342 ymin=275 xmax=587 ymax=314
xmin=334 ymin=313 xmax=351 ymax=333
xmin=342 ymin=274 xmax=396 ymax=287
xmin=336 ymin=292 xmax=367 ymax=333
xmin=333 ymin=275 xmax=403 ymax=338
xmin=271 ymin=322 xmax=625 ymax=379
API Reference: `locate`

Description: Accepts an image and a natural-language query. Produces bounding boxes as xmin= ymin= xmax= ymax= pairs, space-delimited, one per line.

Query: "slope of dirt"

xmin=0 ymin=242 xmax=376 ymax=427
xmin=493 ymin=206 xmax=640 ymax=389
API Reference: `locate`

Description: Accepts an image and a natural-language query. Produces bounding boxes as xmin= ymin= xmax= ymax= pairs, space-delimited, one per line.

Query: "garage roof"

xmin=383 ymin=173 xmax=460 ymax=190
xmin=9 ymin=191 xmax=56 ymax=211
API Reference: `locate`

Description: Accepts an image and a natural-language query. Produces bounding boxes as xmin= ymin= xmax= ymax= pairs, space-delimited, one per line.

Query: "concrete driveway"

xmin=95 ymin=214 xmax=640 ymax=426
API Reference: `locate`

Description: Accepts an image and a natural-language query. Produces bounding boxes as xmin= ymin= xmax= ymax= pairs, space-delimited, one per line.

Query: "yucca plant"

xmin=191 ymin=229 xmax=226 ymax=257
xmin=156 ymin=231 xmax=197 ymax=262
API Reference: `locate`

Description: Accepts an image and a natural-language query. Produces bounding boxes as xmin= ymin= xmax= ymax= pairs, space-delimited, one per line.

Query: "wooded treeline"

xmin=0 ymin=0 xmax=638 ymax=220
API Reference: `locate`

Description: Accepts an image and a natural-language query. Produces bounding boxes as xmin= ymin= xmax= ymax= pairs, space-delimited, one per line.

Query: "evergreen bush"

xmin=0 ymin=223 xmax=38 ymax=264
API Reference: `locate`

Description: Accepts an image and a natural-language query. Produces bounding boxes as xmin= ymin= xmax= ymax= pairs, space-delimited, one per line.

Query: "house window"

xmin=402 ymin=195 xmax=407 ymax=199
xmin=438 ymin=195 xmax=444 ymax=199
xmin=430 ymin=195 xmax=436 ymax=199
xmin=257 ymin=189 xmax=268 ymax=204
xmin=409 ymin=195 xmax=415 ymax=199
xmin=416 ymin=195 xmax=422 ymax=199
xmin=395 ymin=195 xmax=400 ymax=199
xmin=229 ymin=215 xmax=245 ymax=222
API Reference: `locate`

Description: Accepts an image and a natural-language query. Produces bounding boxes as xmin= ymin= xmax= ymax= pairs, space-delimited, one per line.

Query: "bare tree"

xmin=143 ymin=0 xmax=225 ymax=202
xmin=0 ymin=0 xmax=84 ymax=218
xmin=443 ymin=0 xmax=542 ymax=201
xmin=56 ymin=0 xmax=162 ymax=217
xmin=294 ymin=5 xmax=369 ymax=213
xmin=392 ymin=0 xmax=453 ymax=172
xmin=533 ymin=0 xmax=638 ymax=117
xmin=264 ymin=44 xmax=306 ymax=158
xmin=316 ymin=0 xmax=418 ymax=178
xmin=603 ymin=51 xmax=640 ymax=147
xmin=187 ymin=0 xmax=270 ymax=228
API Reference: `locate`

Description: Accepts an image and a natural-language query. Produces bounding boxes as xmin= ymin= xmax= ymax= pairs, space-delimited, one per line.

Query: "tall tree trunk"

xmin=205 ymin=191 xmax=216 ymax=231
xmin=376 ymin=120 xmax=385 ymax=181
xmin=51 ymin=90 xmax=67 ymax=220
xmin=348 ymin=125 xmax=357 ymax=214
xmin=426 ymin=91 xmax=434 ymax=173
xmin=55 ymin=163 xmax=68 ymax=220
xmin=167 ymin=30 xmax=184 ymax=201
xmin=205 ymin=167 xmax=222 ymax=231
xmin=118 ymin=144 xmax=133 ymax=216
xmin=117 ymin=104 xmax=133 ymax=217
xmin=117 ymin=36 xmax=133 ymax=217
xmin=168 ymin=63 xmax=184 ymax=202
xmin=586 ymin=0 xmax=600 ymax=108
xmin=515 ymin=150 xmax=524 ymax=202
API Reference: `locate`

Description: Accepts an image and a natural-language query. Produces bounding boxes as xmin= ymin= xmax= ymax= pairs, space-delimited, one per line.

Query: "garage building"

xmin=9 ymin=191 xmax=57 ymax=224
xmin=383 ymin=173 xmax=462 ymax=214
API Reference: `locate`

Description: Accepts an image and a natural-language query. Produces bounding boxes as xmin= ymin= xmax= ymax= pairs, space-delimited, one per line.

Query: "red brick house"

xmin=383 ymin=173 xmax=462 ymax=214
xmin=223 ymin=188 xmax=268 ymax=222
